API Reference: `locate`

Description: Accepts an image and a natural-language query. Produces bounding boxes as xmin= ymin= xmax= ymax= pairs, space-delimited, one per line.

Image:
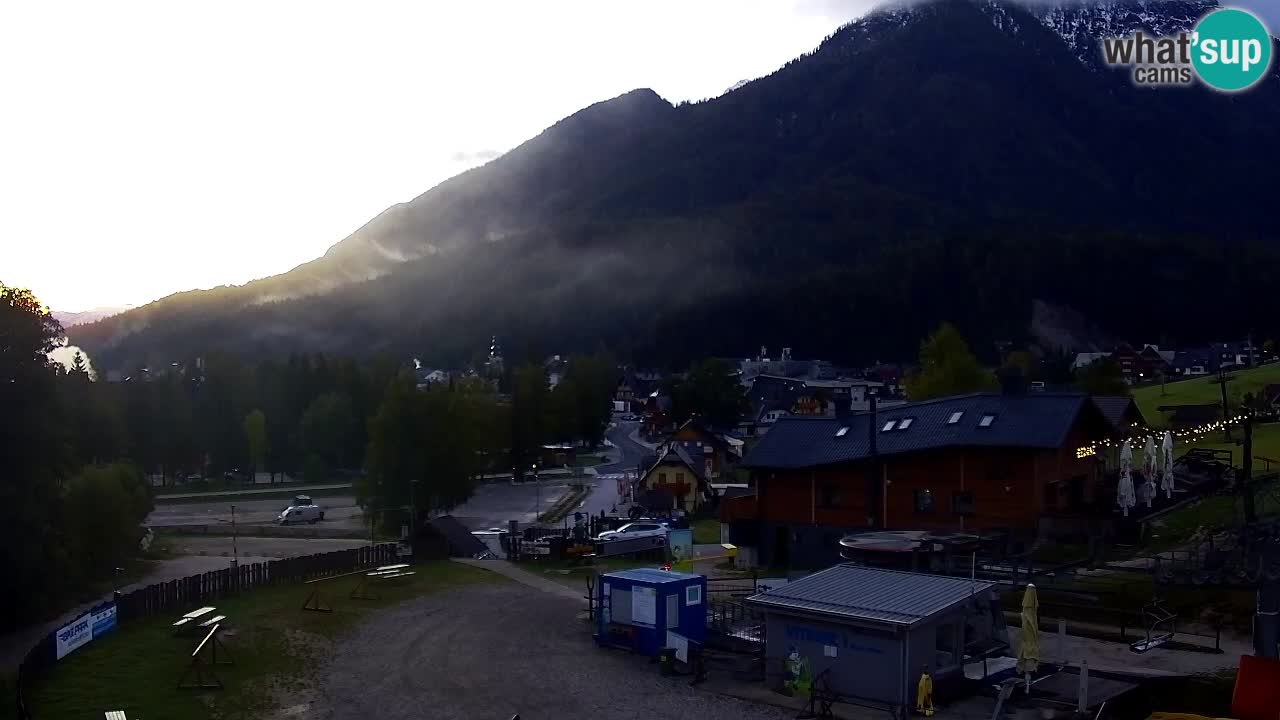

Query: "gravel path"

xmin=290 ymin=582 xmax=791 ymax=720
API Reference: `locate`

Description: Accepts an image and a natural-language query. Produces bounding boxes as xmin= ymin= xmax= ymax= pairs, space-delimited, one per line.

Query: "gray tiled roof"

xmin=1091 ymin=395 xmax=1143 ymax=430
xmin=742 ymin=392 xmax=1092 ymax=469
xmin=746 ymin=564 xmax=995 ymax=626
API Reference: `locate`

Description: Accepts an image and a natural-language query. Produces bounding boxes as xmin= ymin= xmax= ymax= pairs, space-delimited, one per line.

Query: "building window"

xmin=948 ymin=411 xmax=964 ymax=425
xmin=914 ymin=488 xmax=934 ymax=513
xmin=835 ymin=426 xmax=849 ymax=438
xmin=882 ymin=420 xmax=897 ymax=432
xmin=821 ymin=484 xmax=842 ymax=508
xmin=978 ymin=414 xmax=996 ymax=428
xmin=897 ymin=418 xmax=914 ymax=430
xmin=676 ymin=472 xmax=684 ymax=483
xmin=953 ymin=492 xmax=974 ymax=516
xmin=658 ymin=472 xmax=667 ymax=484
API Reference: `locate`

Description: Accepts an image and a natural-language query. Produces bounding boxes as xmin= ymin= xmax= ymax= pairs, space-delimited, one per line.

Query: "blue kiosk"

xmin=595 ymin=568 xmax=706 ymax=658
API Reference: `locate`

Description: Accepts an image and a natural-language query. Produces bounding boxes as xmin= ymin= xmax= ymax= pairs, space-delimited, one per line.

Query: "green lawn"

xmin=1132 ymin=363 xmax=1280 ymax=427
xmin=690 ymin=517 xmax=721 ymax=545
xmin=1131 ymin=363 xmax=1280 ymax=465
xmin=1148 ymin=474 xmax=1280 ymax=548
xmin=24 ymin=562 xmax=497 ymax=720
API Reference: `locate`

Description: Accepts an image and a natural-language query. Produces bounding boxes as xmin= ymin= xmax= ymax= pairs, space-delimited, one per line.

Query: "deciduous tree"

xmin=904 ymin=323 xmax=998 ymax=401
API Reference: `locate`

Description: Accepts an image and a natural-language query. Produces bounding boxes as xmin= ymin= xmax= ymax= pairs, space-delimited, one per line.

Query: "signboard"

xmin=90 ymin=603 xmax=117 ymax=637
xmin=56 ymin=601 xmax=117 ymax=660
xmin=632 ymin=586 xmax=656 ymax=626
xmin=666 ymin=630 xmax=689 ymax=663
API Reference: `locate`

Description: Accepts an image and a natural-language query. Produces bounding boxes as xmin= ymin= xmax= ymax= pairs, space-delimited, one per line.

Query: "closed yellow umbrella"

xmin=1016 ymin=583 xmax=1040 ymax=693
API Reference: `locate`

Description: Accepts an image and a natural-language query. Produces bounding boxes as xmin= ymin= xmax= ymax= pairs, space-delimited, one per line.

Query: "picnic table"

xmin=173 ymin=606 xmax=225 ymax=635
xmin=350 ymin=564 xmax=416 ymax=600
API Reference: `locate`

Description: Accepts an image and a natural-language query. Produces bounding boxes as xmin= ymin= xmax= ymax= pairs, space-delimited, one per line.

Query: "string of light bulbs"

xmin=1074 ymin=411 xmax=1261 ymax=459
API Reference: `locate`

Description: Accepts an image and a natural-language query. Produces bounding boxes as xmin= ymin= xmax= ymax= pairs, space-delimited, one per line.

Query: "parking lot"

xmin=277 ymin=580 xmax=790 ymax=720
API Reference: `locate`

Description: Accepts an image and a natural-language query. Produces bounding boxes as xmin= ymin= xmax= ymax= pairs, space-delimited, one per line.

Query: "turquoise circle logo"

xmin=1191 ymin=8 xmax=1273 ymax=92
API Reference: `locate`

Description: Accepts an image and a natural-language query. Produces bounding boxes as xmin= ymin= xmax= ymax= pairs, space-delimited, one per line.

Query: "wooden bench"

xmin=199 ymin=614 xmax=227 ymax=628
xmin=173 ymin=606 xmax=217 ymax=636
xmin=104 ymin=712 xmax=128 ymax=720
xmin=350 ymin=568 xmax=415 ymax=600
xmin=177 ymin=624 xmax=233 ymax=690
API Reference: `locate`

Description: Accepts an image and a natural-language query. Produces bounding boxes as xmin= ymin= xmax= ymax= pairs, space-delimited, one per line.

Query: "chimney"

xmin=866 ymin=393 xmax=882 ymax=528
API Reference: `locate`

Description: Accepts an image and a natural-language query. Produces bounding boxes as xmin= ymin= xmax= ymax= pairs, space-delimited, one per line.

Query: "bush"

xmin=63 ymin=463 xmax=153 ymax=584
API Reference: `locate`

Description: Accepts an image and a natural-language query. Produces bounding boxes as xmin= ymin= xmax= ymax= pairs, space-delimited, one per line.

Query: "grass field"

xmin=23 ymin=562 xmax=497 ymax=720
xmin=1132 ymin=363 xmax=1280 ymax=464
xmin=1132 ymin=363 xmax=1280 ymax=426
xmin=690 ymin=517 xmax=721 ymax=544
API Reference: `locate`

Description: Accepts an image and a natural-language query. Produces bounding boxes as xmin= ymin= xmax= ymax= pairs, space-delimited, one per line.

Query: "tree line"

xmin=1 ymin=282 xmax=617 ymax=629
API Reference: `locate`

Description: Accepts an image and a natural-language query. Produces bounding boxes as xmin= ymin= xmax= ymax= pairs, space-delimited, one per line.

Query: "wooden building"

xmin=636 ymin=444 xmax=712 ymax=512
xmin=740 ymin=392 xmax=1122 ymax=568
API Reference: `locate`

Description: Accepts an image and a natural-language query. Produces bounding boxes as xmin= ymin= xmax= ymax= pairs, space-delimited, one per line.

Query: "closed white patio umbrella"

xmin=1161 ymin=431 xmax=1176 ymax=499
xmin=1152 ymin=430 xmax=1162 ymax=504
xmin=1118 ymin=439 xmax=1136 ymax=517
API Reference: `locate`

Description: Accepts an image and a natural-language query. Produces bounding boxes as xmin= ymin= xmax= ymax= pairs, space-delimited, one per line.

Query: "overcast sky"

xmin=3 ymin=0 xmax=1277 ymax=311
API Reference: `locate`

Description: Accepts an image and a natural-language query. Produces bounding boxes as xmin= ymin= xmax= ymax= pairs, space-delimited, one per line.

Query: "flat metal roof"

xmin=746 ymin=565 xmax=994 ymax=627
xmin=603 ymin=568 xmax=701 ymax=584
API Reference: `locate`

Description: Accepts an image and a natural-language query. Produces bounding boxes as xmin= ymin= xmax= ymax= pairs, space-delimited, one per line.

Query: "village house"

xmin=661 ymin=418 xmax=740 ymax=481
xmin=744 ymin=375 xmax=886 ymax=436
xmin=736 ymin=389 xmax=1130 ymax=568
xmin=635 ymin=444 xmax=713 ymax=513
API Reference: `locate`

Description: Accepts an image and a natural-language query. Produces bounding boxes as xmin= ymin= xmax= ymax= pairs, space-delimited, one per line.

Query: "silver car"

xmin=595 ymin=521 xmax=668 ymax=542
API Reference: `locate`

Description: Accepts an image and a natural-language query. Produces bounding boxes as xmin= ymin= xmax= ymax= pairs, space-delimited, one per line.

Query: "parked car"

xmin=278 ymin=503 xmax=325 ymax=525
xmin=595 ymin=521 xmax=669 ymax=542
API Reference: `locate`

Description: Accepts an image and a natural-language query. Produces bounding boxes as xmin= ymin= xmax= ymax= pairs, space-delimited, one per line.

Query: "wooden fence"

xmin=15 ymin=543 xmax=397 ymax=719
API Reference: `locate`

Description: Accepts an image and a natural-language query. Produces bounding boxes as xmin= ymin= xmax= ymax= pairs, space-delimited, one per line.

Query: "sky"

xmin=2 ymin=0 xmax=1278 ymax=312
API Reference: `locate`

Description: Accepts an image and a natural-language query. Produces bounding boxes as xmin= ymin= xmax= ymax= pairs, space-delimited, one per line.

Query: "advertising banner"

xmin=55 ymin=600 xmax=117 ymax=661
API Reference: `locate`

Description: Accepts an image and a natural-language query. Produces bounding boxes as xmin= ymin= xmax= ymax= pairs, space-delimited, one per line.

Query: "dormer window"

xmin=835 ymin=427 xmax=849 ymax=438
xmin=882 ymin=420 xmax=897 ymax=432
xmin=948 ymin=411 xmax=964 ymax=425
xmin=979 ymin=414 xmax=996 ymax=428
xmin=897 ymin=418 xmax=913 ymax=430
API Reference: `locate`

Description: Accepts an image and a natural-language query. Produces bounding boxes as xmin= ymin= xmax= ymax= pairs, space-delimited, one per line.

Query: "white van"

xmin=278 ymin=503 xmax=324 ymax=525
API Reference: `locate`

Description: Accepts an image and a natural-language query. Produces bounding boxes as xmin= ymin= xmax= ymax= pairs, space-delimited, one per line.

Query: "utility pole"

xmin=231 ymin=504 xmax=239 ymax=565
xmin=1242 ymin=417 xmax=1257 ymax=524
xmin=1214 ymin=367 xmax=1235 ymax=442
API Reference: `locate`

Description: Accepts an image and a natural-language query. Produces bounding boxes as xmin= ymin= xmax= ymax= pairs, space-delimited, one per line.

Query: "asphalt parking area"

xmin=289 ymin=581 xmax=790 ymax=720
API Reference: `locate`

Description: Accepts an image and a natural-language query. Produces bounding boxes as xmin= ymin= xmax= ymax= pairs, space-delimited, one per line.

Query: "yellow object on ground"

xmin=916 ymin=671 xmax=934 ymax=717
xmin=1016 ymin=584 xmax=1040 ymax=675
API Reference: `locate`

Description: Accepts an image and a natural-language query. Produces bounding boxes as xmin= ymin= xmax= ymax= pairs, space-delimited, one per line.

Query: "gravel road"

xmin=286 ymin=582 xmax=790 ymax=720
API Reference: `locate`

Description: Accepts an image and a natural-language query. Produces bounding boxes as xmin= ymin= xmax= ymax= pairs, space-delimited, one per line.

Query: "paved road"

xmin=147 ymin=425 xmax=649 ymax=533
xmin=146 ymin=494 xmax=366 ymax=529
xmin=155 ymin=482 xmax=351 ymax=500
xmin=577 ymin=421 xmax=651 ymax=518
xmin=446 ymin=478 xmax=572 ymax=530
xmin=147 ymin=479 xmax=576 ymax=533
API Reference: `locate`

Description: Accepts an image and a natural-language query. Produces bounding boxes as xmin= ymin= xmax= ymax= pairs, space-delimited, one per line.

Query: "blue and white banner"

xmin=55 ymin=601 xmax=117 ymax=660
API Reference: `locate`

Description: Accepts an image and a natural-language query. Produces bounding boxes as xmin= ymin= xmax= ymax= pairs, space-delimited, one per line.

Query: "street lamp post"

xmin=533 ymin=463 xmax=540 ymax=522
xmin=231 ymin=503 xmax=239 ymax=565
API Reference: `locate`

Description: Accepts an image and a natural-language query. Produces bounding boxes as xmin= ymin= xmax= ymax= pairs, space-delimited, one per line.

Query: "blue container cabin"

xmin=595 ymin=568 xmax=706 ymax=657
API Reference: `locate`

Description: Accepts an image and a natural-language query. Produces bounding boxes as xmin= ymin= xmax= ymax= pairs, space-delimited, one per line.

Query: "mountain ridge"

xmin=70 ymin=0 xmax=1280 ymax=372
